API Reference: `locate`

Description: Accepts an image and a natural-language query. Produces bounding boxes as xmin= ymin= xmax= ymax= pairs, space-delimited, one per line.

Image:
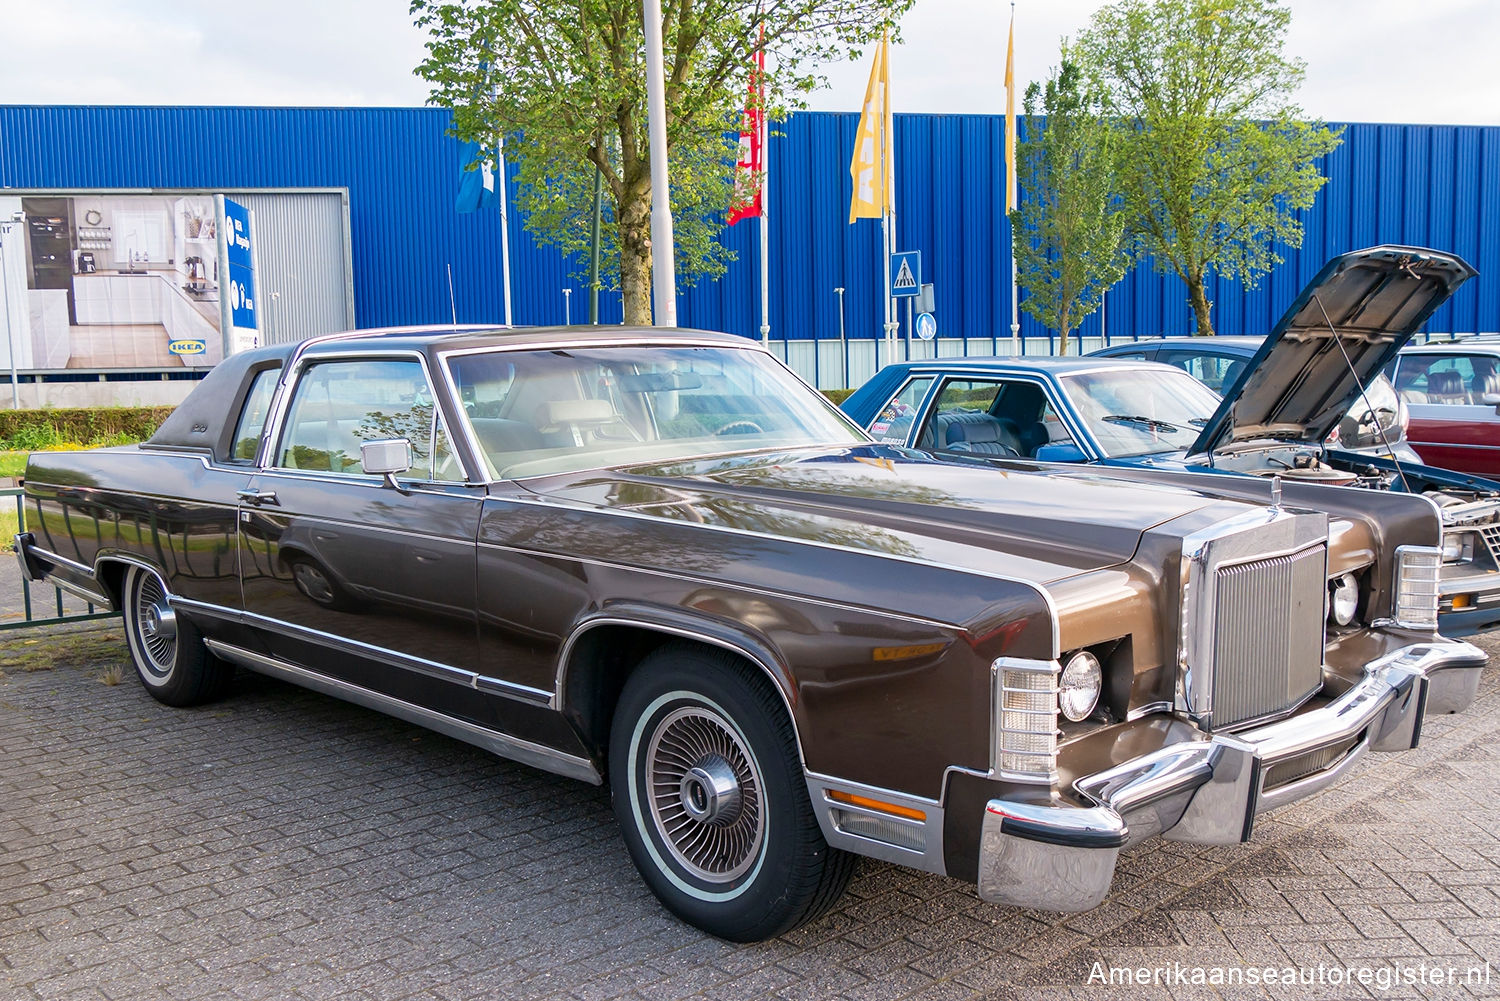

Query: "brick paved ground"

xmin=5 ymin=626 xmax=1500 ymax=1000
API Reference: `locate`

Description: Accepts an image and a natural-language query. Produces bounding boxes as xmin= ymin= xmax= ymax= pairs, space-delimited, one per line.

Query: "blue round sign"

xmin=915 ymin=311 xmax=937 ymax=340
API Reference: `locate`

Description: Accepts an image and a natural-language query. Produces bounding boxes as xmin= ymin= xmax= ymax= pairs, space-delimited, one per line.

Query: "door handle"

xmin=236 ymin=488 xmax=279 ymax=506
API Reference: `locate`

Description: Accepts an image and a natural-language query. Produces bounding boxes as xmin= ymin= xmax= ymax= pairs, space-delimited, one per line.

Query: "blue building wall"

xmin=3 ymin=105 xmax=1498 ymax=344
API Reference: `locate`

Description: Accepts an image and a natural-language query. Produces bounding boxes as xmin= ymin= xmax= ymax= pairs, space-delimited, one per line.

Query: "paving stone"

xmin=7 ymin=628 xmax=1500 ymax=1000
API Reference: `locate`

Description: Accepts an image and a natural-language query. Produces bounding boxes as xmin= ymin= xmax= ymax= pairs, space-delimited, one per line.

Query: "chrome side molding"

xmin=204 ymin=640 xmax=601 ymax=785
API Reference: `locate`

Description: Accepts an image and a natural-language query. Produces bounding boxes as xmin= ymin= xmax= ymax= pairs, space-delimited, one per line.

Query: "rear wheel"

xmin=121 ymin=565 xmax=232 ymax=706
xmin=608 ymin=644 xmax=854 ymax=941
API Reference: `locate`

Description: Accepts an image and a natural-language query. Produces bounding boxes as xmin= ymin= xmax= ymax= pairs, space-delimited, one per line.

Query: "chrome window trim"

xmin=172 ymin=595 xmax=553 ymax=705
xmin=203 ymin=639 xmax=598 ymax=784
xmin=492 ymin=492 xmax=1061 ymax=659
xmin=259 ymin=348 xmax=474 ymax=484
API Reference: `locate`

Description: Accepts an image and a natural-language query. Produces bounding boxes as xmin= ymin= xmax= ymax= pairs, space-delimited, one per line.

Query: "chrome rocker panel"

xmin=977 ymin=640 xmax=1487 ymax=913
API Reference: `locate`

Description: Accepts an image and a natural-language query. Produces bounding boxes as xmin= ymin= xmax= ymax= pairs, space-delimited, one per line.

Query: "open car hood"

xmin=1188 ymin=245 xmax=1476 ymax=457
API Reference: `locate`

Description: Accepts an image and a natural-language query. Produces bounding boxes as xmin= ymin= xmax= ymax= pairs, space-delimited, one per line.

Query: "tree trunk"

xmin=1058 ymin=303 xmax=1072 ymax=356
xmin=1186 ymin=273 xmax=1215 ymax=336
xmin=617 ymin=182 xmax=654 ymax=325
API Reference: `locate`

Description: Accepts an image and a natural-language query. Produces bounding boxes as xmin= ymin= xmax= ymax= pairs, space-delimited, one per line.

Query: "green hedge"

xmin=820 ymin=388 xmax=855 ymax=405
xmin=0 ymin=407 xmax=174 ymax=450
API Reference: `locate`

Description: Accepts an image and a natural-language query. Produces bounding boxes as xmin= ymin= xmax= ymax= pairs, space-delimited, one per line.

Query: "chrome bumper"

xmin=977 ymin=641 xmax=1486 ymax=912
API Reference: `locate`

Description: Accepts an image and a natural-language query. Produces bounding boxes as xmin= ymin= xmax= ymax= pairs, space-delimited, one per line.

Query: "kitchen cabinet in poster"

xmin=0 ymin=193 xmax=226 ymax=371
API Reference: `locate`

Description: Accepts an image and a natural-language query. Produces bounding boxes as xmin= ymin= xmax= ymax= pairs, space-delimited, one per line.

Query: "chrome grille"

xmin=1261 ymin=731 xmax=1363 ymax=791
xmin=1211 ymin=547 xmax=1326 ymax=730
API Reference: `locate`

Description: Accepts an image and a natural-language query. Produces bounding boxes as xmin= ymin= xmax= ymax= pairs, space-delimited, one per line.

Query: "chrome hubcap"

xmin=131 ymin=572 xmax=177 ymax=678
xmin=646 ymin=706 xmax=764 ymax=883
xmin=679 ymin=757 xmax=742 ymax=824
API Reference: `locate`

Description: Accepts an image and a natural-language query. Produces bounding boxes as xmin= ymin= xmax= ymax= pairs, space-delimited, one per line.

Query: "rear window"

xmin=230 ymin=368 xmax=281 ymax=462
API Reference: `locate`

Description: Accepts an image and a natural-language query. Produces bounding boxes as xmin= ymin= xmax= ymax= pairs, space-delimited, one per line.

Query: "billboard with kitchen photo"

xmin=0 ymin=192 xmax=245 ymax=372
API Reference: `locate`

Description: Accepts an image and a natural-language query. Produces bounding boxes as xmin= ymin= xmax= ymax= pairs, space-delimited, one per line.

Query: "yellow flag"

xmin=848 ymin=31 xmax=892 ymax=223
xmin=1005 ymin=8 xmax=1016 ymax=212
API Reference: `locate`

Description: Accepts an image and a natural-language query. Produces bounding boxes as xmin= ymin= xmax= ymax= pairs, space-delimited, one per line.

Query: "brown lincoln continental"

xmin=14 ymin=321 xmax=1487 ymax=941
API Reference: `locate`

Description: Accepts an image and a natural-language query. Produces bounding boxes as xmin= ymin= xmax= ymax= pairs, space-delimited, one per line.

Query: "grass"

xmin=0 ymin=624 xmax=127 ymax=677
xmin=0 ymin=506 xmax=18 ymax=551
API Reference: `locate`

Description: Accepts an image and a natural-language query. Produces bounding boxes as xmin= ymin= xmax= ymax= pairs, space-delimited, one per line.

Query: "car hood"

xmin=521 ymin=445 xmax=1248 ymax=585
xmin=1188 ymin=245 xmax=1476 ymax=457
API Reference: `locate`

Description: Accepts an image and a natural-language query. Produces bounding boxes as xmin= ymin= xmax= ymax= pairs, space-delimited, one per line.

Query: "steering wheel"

xmin=715 ymin=420 xmax=765 ymax=436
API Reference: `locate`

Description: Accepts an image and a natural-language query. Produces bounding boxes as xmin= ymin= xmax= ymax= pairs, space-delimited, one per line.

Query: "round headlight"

xmin=1330 ymin=573 xmax=1359 ymax=626
xmin=1059 ymin=651 xmax=1103 ymax=722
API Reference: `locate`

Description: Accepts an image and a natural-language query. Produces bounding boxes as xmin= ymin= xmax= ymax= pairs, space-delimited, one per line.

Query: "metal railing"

xmin=2 ymin=486 xmax=118 ymax=631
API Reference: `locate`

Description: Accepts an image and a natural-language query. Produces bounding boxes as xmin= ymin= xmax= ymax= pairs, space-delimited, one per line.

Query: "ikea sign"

xmin=168 ymin=339 xmax=207 ymax=357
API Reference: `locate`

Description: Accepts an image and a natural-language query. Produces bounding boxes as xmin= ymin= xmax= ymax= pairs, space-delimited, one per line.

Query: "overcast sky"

xmin=1 ymin=0 xmax=1496 ymax=125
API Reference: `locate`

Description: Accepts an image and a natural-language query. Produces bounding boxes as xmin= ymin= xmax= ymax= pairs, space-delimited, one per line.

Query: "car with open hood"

xmin=843 ymin=246 xmax=1500 ymax=635
xmin=14 ymin=323 xmax=1485 ymax=941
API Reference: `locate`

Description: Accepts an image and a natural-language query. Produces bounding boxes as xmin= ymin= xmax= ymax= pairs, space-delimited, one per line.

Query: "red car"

xmin=1392 ymin=338 xmax=1500 ymax=476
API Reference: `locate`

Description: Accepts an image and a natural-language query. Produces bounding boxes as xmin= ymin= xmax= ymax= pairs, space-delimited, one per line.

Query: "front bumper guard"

xmin=977 ymin=640 xmax=1486 ymax=912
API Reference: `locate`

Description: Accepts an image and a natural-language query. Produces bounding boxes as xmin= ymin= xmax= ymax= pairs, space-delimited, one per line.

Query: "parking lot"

xmin=4 ymin=623 xmax=1500 ymax=1000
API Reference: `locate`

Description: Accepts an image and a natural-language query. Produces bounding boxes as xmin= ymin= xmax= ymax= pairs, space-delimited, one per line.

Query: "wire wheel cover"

xmin=130 ymin=572 xmax=176 ymax=678
xmin=645 ymin=705 xmax=765 ymax=883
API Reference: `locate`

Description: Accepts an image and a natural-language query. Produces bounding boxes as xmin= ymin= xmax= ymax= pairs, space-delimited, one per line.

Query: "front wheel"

xmin=121 ymin=565 xmax=232 ymax=706
xmin=609 ymin=644 xmax=853 ymax=941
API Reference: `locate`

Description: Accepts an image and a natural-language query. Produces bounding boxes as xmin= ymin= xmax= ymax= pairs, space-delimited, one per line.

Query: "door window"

xmin=867 ymin=376 xmax=934 ymax=443
xmin=918 ymin=379 xmax=1073 ymax=458
xmin=275 ymin=359 xmax=457 ymax=479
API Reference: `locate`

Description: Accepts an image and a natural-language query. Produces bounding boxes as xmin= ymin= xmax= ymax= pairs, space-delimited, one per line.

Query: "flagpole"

xmin=497 ymin=133 xmax=514 ymax=326
xmin=1006 ymin=2 xmax=1018 ymax=356
xmin=759 ymin=41 xmax=770 ymax=348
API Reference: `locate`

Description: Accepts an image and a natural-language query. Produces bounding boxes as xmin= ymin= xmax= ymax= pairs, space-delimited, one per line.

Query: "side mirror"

xmin=361 ymin=438 xmax=413 ymax=492
xmin=1033 ymin=442 xmax=1087 ymax=463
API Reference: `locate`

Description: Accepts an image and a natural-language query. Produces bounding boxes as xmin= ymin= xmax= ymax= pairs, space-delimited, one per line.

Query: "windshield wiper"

xmin=1187 ymin=417 xmax=1210 ymax=427
xmin=1102 ymin=414 xmax=1181 ymax=433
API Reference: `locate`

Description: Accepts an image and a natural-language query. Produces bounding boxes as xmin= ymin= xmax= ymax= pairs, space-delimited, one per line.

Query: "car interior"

xmin=1395 ymin=355 xmax=1500 ymax=405
xmin=916 ymin=380 xmax=1066 ymax=459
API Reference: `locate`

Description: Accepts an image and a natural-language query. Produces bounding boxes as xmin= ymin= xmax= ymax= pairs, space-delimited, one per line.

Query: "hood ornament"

xmin=1270 ymin=474 xmax=1283 ymax=513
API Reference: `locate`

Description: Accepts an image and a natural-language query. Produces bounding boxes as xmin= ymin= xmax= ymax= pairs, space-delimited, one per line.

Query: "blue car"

xmin=841 ymin=245 xmax=1500 ymax=635
xmin=1089 ymin=335 xmax=1423 ymax=465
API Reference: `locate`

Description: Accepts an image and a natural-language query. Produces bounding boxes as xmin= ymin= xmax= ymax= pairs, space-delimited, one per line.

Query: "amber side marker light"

xmin=827 ymin=790 xmax=926 ymax=822
xmin=1453 ymin=594 xmax=1473 ymax=609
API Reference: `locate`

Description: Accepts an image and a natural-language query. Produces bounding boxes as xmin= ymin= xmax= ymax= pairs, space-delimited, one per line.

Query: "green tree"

xmin=1009 ymin=58 xmax=1129 ymax=355
xmin=1075 ymin=0 xmax=1342 ymax=335
xmin=411 ymin=0 xmax=908 ymax=325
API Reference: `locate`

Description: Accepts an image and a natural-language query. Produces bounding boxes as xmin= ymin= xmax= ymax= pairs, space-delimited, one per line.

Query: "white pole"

xmin=0 ymin=221 xmax=17 ymax=407
xmin=759 ymin=98 xmax=770 ymax=346
xmin=642 ymin=0 xmax=678 ymax=326
xmin=496 ymin=135 xmax=514 ymax=326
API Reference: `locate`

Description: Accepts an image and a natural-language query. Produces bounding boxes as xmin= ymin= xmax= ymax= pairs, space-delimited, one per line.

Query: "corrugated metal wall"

xmin=3 ymin=106 xmax=1498 ymax=348
xmin=231 ymin=190 xmax=352 ymax=344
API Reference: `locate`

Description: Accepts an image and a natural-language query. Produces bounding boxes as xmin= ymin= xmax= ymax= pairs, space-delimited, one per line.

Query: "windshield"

xmin=446 ymin=344 xmax=866 ymax=479
xmin=1060 ymin=368 xmax=1222 ymax=458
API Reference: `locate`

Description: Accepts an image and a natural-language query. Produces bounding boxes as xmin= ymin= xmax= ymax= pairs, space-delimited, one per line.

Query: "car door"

xmin=1395 ymin=352 xmax=1500 ymax=475
xmin=237 ymin=354 xmax=491 ymax=724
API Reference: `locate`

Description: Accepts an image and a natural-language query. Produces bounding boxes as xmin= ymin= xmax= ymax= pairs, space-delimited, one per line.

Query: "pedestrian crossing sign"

xmin=891 ymin=251 xmax=920 ymax=297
